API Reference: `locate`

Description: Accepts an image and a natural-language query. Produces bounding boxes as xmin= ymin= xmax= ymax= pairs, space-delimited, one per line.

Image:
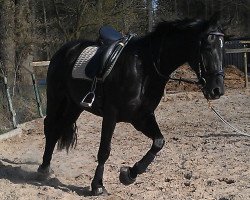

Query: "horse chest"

xmin=119 ymin=84 xmax=163 ymax=120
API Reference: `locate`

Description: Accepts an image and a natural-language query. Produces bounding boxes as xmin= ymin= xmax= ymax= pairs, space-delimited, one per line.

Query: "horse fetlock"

xmin=152 ymin=138 xmax=165 ymax=152
xmin=119 ymin=166 xmax=136 ymax=186
xmin=37 ymin=164 xmax=54 ymax=176
xmin=91 ymin=185 xmax=108 ymax=196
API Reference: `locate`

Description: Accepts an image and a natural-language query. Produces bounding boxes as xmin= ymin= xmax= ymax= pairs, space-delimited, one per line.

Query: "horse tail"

xmin=45 ymin=45 xmax=81 ymax=152
xmin=57 ymin=122 xmax=78 ymax=152
xmin=55 ymin=97 xmax=80 ymax=152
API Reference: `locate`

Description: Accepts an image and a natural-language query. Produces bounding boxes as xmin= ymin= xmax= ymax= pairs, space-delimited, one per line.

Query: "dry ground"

xmin=0 ymin=87 xmax=249 ymax=200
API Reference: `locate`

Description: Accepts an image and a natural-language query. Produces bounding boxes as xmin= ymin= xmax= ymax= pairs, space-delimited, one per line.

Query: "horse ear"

xmin=209 ymin=12 xmax=232 ymax=34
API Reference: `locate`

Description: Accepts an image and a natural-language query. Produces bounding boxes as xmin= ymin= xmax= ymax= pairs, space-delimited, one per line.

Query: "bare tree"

xmin=247 ymin=0 xmax=250 ymax=35
xmin=1 ymin=0 xmax=16 ymax=77
xmin=148 ymin=0 xmax=153 ymax=32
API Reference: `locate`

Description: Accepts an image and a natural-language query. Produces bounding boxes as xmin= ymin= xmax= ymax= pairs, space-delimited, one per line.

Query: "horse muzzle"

xmin=201 ymin=73 xmax=225 ymax=100
xmin=203 ymin=86 xmax=224 ymax=100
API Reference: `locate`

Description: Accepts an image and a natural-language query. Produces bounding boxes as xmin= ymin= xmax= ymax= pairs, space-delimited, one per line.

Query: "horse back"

xmin=47 ymin=40 xmax=97 ymax=82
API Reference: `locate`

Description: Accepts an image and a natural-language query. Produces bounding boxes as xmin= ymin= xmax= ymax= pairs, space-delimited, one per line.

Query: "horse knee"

xmin=151 ymin=137 xmax=165 ymax=154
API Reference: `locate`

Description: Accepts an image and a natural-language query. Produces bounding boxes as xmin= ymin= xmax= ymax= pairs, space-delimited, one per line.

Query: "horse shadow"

xmin=0 ymin=159 xmax=92 ymax=197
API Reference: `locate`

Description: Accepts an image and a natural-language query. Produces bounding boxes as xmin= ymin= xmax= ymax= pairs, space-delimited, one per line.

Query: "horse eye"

xmin=207 ymin=35 xmax=215 ymax=43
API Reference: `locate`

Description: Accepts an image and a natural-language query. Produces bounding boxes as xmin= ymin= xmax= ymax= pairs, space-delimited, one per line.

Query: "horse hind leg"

xmin=38 ymin=96 xmax=67 ymax=175
xmin=38 ymin=97 xmax=82 ymax=175
xmin=37 ymin=117 xmax=58 ymax=175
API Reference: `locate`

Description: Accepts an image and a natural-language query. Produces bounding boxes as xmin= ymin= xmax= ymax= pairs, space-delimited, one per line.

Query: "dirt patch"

xmin=166 ymin=65 xmax=246 ymax=92
xmin=0 ymin=88 xmax=249 ymax=200
xmin=224 ymin=65 xmax=246 ymax=89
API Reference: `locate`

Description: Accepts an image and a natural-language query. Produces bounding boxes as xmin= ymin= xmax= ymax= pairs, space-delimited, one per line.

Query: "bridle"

xmin=152 ymin=31 xmax=225 ymax=88
xmin=197 ymin=31 xmax=225 ymax=87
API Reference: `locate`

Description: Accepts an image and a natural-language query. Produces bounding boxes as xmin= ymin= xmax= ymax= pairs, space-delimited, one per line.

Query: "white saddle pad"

xmin=72 ymin=46 xmax=98 ymax=80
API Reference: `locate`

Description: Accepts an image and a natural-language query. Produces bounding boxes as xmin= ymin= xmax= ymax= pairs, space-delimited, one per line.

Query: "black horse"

xmin=38 ymin=15 xmax=225 ymax=195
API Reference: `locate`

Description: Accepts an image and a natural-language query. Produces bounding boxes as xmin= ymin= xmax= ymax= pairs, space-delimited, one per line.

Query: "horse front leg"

xmin=119 ymin=113 xmax=165 ymax=185
xmin=91 ymin=110 xmax=116 ymax=196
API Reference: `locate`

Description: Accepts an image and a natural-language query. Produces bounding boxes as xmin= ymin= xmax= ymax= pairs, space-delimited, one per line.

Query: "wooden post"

xmin=244 ymin=52 xmax=248 ymax=88
xmin=23 ymin=65 xmax=44 ymax=118
xmin=31 ymin=73 xmax=44 ymax=117
xmin=225 ymin=48 xmax=250 ymax=88
xmin=29 ymin=61 xmax=50 ymax=117
xmin=30 ymin=61 xmax=50 ymax=67
xmin=2 ymin=75 xmax=17 ymax=128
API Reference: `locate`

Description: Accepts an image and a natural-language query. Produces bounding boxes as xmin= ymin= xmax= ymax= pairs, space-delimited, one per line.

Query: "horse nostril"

xmin=212 ymin=87 xmax=221 ymax=96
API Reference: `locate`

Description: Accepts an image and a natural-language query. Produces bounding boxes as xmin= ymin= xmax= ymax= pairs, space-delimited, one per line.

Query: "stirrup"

xmin=80 ymin=77 xmax=97 ymax=108
xmin=80 ymin=92 xmax=95 ymax=107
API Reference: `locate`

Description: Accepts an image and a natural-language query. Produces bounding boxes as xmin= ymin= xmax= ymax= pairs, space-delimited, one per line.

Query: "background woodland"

xmin=0 ymin=0 xmax=249 ymax=87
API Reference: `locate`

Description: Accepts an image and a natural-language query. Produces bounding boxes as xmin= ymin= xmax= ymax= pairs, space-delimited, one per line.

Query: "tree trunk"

xmin=122 ymin=0 xmax=129 ymax=33
xmin=1 ymin=0 xmax=16 ymax=79
xmin=13 ymin=0 xmax=34 ymax=94
xmin=205 ymin=0 xmax=208 ymax=19
xmin=97 ymin=0 xmax=103 ymax=12
xmin=247 ymin=1 xmax=250 ymax=36
xmin=174 ymin=0 xmax=178 ymax=17
xmin=186 ymin=0 xmax=190 ymax=17
xmin=97 ymin=0 xmax=104 ymax=26
xmin=147 ymin=0 xmax=153 ymax=32
xmin=42 ymin=0 xmax=50 ymax=60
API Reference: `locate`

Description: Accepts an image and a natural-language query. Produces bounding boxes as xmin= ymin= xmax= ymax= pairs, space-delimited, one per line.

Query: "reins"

xmin=168 ymin=75 xmax=250 ymax=137
xmin=169 ymin=76 xmax=199 ymax=85
xmin=207 ymin=100 xmax=250 ymax=137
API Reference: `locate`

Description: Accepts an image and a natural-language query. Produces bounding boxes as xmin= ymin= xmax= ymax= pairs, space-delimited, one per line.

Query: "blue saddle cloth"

xmin=99 ymin=25 xmax=123 ymax=44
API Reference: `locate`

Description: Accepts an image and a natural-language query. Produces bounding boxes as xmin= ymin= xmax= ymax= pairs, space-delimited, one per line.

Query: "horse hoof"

xmin=37 ymin=165 xmax=54 ymax=176
xmin=91 ymin=186 xmax=108 ymax=196
xmin=119 ymin=166 xmax=136 ymax=186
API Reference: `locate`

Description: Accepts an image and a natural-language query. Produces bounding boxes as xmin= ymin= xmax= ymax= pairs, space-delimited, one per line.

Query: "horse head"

xmin=150 ymin=15 xmax=225 ymax=100
xmin=190 ymin=14 xmax=225 ymax=100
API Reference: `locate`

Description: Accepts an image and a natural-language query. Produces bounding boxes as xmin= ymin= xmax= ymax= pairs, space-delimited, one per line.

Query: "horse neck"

xmin=149 ymin=32 xmax=199 ymax=76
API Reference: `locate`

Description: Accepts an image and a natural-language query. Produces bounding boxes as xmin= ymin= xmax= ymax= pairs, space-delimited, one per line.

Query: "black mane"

xmin=152 ymin=18 xmax=206 ymax=36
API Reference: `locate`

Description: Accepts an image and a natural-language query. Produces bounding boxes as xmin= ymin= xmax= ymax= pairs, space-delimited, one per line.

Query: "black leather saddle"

xmin=99 ymin=25 xmax=123 ymax=45
xmin=79 ymin=26 xmax=134 ymax=107
xmin=84 ymin=26 xmax=133 ymax=81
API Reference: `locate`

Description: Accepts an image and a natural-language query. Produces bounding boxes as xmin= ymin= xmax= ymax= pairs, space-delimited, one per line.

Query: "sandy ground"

xmin=0 ymin=87 xmax=249 ymax=200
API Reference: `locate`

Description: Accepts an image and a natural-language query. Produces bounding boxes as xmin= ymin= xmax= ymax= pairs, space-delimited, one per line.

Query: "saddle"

xmin=72 ymin=26 xmax=133 ymax=81
xmin=99 ymin=25 xmax=123 ymax=45
xmin=72 ymin=26 xmax=134 ymax=107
